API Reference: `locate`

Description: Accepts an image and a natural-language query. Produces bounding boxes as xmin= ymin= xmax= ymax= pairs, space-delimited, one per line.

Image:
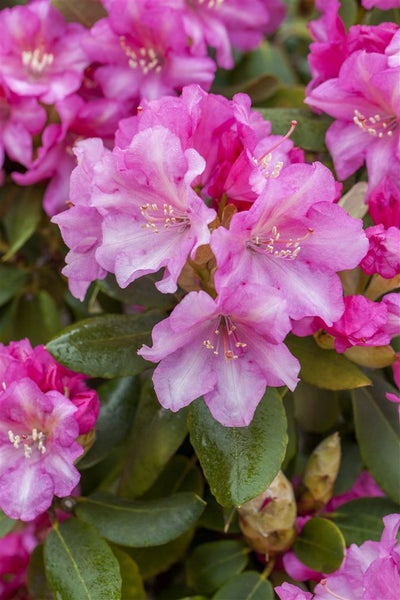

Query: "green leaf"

xmin=0 ymin=510 xmax=15 ymax=537
xmin=188 ymin=389 xmax=287 ymax=507
xmin=12 ymin=290 xmax=62 ymax=345
xmin=110 ymin=547 xmax=146 ymax=600
xmin=332 ymin=497 xmax=400 ymax=546
xmin=212 ymin=571 xmax=274 ymax=600
xmin=78 ymin=376 xmax=140 ymax=469
xmin=293 ymin=382 xmax=340 ymax=433
xmin=44 ymin=518 xmax=121 ymax=600
xmin=286 ymin=335 xmax=372 ymax=390
xmin=98 ymin=272 xmax=178 ymax=310
xmin=352 ymin=376 xmax=400 ymax=503
xmin=293 ymin=517 xmax=345 ymax=573
xmin=258 ymin=108 xmax=333 ymax=152
xmin=186 ymin=540 xmax=248 ymax=595
xmin=144 ymin=455 xmax=204 ymax=499
xmin=0 ymin=265 xmax=28 ymax=307
xmin=2 ymin=184 xmax=43 ymax=261
xmin=118 ymin=380 xmax=189 ymax=498
xmin=46 ymin=310 xmax=164 ymax=377
xmin=27 ymin=544 xmax=54 ymax=600
xmin=76 ymin=491 xmax=206 ymax=547
xmin=127 ymin=530 xmax=194 ymax=579
xmin=50 ymin=0 xmax=107 ymax=26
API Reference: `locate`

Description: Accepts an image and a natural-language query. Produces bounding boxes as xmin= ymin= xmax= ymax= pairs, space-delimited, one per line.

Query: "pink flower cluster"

xmin=275 ymin=513 xmax=400 ymax=600
xmin=0 ymin=0 xmax=285 ymax=215
xmin=0 ymin=339 xmax=99 ymax=521
xmin=54 ymin=84 xmax=368 ymax=427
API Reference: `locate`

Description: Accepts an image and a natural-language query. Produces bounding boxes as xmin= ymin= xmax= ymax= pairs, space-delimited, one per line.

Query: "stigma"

xmin=203 ymin=316 xmax=247 ymax=361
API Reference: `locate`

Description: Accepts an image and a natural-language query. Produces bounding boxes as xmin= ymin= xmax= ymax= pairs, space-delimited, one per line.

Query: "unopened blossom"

xmin=276 ymin=513 xmax=400 ymax=600
xmin=211 ymin=162 xmax=368 ymax=323
xmin=360 ymin=224 xmax=400 ymax=279
xmin=138 ymin=283 xmax=299 ymax=427
xmin=180 ymin=0 xmax=285 ymax=69
xmin=0 ymin=378 xmax=82 ymax=521
xmin=83 ymin=0 xmax=215 ymax=103
xmin=0 ymin=0 xmax=90 ymax=104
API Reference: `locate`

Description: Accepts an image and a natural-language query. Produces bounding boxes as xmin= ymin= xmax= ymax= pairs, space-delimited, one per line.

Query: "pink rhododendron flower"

xmin=306 ymin=26 xmax=400 ymax=202
xmin=276 ymin=514 xmax=400 ymax=600
xmin=179 ymin=0 xmax=285 ymax=69
xmin=362 ymin=0 xmax=400 ymax=8
xmin=0 ymin=339 xmax=99 ymax=434
xmin=0 ymin=527 xmax=34 ymax=599
xmin=368 ymin=175 xmax=400 ymax=228
xmin=0 ymin=0 xmax=90 ymax=104
xmin=138 ymin=283 xmax=299 ymax=427
xmin=0 ymin=82 xmax=46 ymax=168
xmin=83 ymin=0 xmax=215 ymax=103
xmin=0 ymin=378 xmax=83 ymax=521
xmin=360 ymin=224 xmax=400 ymax=278
xmin=211 ymin=162 xmax=368 ymax=323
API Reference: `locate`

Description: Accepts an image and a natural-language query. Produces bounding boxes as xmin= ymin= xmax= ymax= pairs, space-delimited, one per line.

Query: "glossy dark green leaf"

xmin=332 ymin=497 xmax=400 ymax=546
xmin=259 ymin=108 xmax=333 ymax=152
xmin=333 ymin=440 xmax=363 ymax=496
xmin=46 ymin=310 xmax=164 ymax=377
xmin=186 ymin=540 xmax=249 ymax=595
xmin=144 ymin=455 xmax=204 ymax=499
xmin=0 ymin=265 xmax=28 ymax=306
xmin=2 ymin=184 xmax=43 ymax=261
xmin=352 ymin=376 xmax=400 ymax=503
xmin=127 ymin=530 xmax=194 ymax=579
xmin=188 ymin=389 xmax=287 ymax=506
xmin=98 ymin=272 xmax=177 ymax=310
xmin=76 ymin=491 xmax=206 ymax=547
xmin=118 ymin=380 xmax=189 ymax=498
xmin=13 ymin=290 xmax=62 ymax=345
xmin=286 ymin=335 xmax=372 ymax=390
xmin=78 ymin=376 xmax=140 ymax=469
xmin=27 ymin=544 xmax=54 ymax=600
xmin=293 ymin=517 xmax=345 ymax=573
xmin=212 ymin=571 xmax=274 ymax=600
xmin=111 ymin=547 xmax=146 ymax=600
xmin=44 ymin=518 xmax=121 ymax=600
xmin=293 ymin=382 xmax=340 ymax=433
xmin=0 ymin=510 xmax=15 ymax=536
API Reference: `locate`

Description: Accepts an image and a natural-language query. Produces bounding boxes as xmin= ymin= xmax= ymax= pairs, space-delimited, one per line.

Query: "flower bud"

xmin=297 ymin=432 xmax=341 ymax=515
xmin=238 ymin=471 xmax=297 ymax=558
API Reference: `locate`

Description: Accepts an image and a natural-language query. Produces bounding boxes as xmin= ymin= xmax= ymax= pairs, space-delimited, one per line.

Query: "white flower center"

xmin=22 ymin=48 xmax=54 ymax=75
xmin=203 ymin=316 xmax=247 ymax=360
xmin=120 ymin=38 xmax=163 ymax=75
xmin=8 ymin=428 xmax=47 ymax=459
xmin=247 ymin=225 xmax=313 ymax=260
xmin=140 ymin=203 xmax=190 ymax=234
xmin=353 ymin=109 xmax=398 ymax=138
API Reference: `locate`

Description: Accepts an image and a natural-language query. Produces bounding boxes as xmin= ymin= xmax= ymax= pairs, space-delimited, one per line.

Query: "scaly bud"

xmin=297 ymin=432 xmax=341 ymax=515
xmin=238 ymin=471 xmax=297 ymax=559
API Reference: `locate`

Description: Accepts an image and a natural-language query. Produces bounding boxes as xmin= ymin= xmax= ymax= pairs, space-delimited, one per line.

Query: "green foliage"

xmin=0 ymin=510 xmax=15 ymax=536
xmin=332 ymin=497 xmax=400 ymax=545
xmin=293 ymin=517 xmax=346 ymax=573
xmin=44 ymin=518 xmax=122 ymax=599
xmin=211 ymin=571 xmax=275 ymax=600
xmin=75 ymin=492 xmax=206 ymax=547
xmin=188 ymin=389 xmax=288 ymax=506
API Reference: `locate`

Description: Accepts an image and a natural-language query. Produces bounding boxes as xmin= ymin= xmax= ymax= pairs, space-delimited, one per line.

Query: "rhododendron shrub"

xmin=0 ymin=0 xmax=399 ymax=598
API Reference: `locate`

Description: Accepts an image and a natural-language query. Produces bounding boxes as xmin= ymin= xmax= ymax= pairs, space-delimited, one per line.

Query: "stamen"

xmin=353 ymin=109 xmax=397 ymax=138
xmin=22 ymin=48 xmax=54 ymax=75
xmin=254 ymin=121 xmax=297 ymax=178
xmin=203 ymin=316 xmax=247 ymax=360
xmin=319 ymin=579 xmax=350 ymax=600
xmin=120 ymin=38 xmax=163 ymax=75
xmin=140 ymin=203 xmax=190 ymax=234
xmin=8 ymin=428 xmax=47 ymax=458
xmin=247 ymin=225 xmax=313 ymax=260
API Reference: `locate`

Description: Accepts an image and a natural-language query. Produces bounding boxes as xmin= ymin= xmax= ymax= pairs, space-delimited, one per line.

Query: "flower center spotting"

xmin=21 ymin=48 xmax=54 ymax=75
xmin=140 ymin=202 xmax=191 ymax=233
xmin=247 ymin=225 xmax=313 ymax=260
xmin=203 ymin=315 xmax=247 ymax=360
xmin=120 ymin=37 xmax=163 ymax=75
xmin=8 ymin=428 xmax=47 ymax=459
xmin=353 ymin=109 xmax=398 ymax=138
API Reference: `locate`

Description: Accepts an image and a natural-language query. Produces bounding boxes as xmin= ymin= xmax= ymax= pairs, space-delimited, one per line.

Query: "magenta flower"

xmin=0 ymin=378 xmax=82 ymax=521
xmin=306 ymin=38 xmax=400 ymax=201
xmin=211 ymin=162 xmax=368 ymax=323
xmin=139 ymin=283 xmax=299 ymax=427
xmin=360 ymin=224 xmax=400 ymax=279
xmin=368 ymin=175 xmax=400 ymax=228
xmin=83 ymin=0 xmax=215 ymax=103
xmin=0 ymin=0 xmax=89 ymax=104
xmin=362 ymin=0 xmax=400 ymax=8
